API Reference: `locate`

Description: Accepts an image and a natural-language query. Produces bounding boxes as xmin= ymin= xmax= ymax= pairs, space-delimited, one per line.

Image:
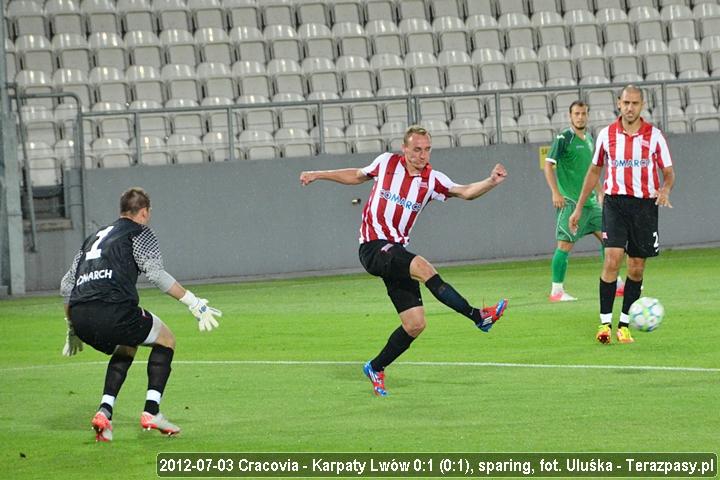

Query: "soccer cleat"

xmin=363 ymin=361 xmax=387 ymax=397
xmin=596 ymin=324 xmax=612 ymax=344
xmin=549 ymin=291 xmax=577 ymax=302
xmin=615 ymin=278 xmax=625 ymax=297
xmin=91 ymin=409 xmax=113 ymax=442
xmin=476 ymin=299 xmax=508 ymax=332
xmin=616 ymin=326 xmax=635 ymax=344
xmin=140 ymin=412 xmax=181 ymax=436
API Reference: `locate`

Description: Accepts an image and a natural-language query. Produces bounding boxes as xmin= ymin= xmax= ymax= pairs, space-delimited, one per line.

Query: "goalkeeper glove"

xmin=62 ymin=318 xmax=83 ymax=356
xmin=180 ymin=290 xmax=222 ymax=332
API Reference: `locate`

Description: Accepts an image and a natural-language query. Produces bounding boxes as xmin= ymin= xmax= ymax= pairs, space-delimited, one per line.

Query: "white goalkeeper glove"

xmin=180 ymin=290 xmax=222 ymax=332
xmin=62 ymin=318 xmax=83 ymax=356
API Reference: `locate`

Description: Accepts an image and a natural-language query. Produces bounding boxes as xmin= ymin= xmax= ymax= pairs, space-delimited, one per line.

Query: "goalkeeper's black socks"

xmin=145 ymin=345 xmax=174 ymax=414
xmin=102 ymin=350 xmax=135 ymax=409
xmin=599 ymin=278 xmax=617 ymax=316
xmin=370 ymin=326 xmax=415 ymax=372
xmin=425 ymin=274 xmax=481 ymax=324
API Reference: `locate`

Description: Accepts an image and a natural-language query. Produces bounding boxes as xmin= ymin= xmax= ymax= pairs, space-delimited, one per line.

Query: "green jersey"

xmin=546 ymin=128 xmax=597 ymax=207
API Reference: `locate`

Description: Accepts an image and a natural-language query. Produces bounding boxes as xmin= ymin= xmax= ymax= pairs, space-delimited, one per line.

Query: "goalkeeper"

xmin=59 ymin=187 xmax=222 ymax=442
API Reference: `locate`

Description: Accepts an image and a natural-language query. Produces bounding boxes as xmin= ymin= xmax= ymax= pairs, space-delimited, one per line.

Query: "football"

xmin=628 ymin=297 xmax=665 ymax=332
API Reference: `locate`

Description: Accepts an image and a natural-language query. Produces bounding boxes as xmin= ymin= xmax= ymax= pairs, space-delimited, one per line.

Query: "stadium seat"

xmin=264 ymin=24 xmax=303 ymax=62
xmin=445 ymin=83 xmax=484 ymax=121
xmin=629 ymin=6 xmax=665 ymax=42
xmin=422 ymin=119 xmax=453 ymax=149
xmin=310 ymin=125 xmax=349 ymax=154
xmin=267 ymin=58 xmax=305 ymax=95
xmin=232 ymin=60 xmax=271 ymax=97
xmin=5 ymin=39 xmax=17 ymax=83
xmin=663 ymin=105 xmax=689 ymax=134
xmin=398 ymin=0 xmax=428 ymax=21
xmin=670 ymin=38 xmax=706 ymax=75
xmin=572 ymin=43 xmax=609 ymax=80
xmin=21 ymin=105 xmax=58 ymax=145
xmin=662 ymin=5 xmax=696 ymax=40
xmin=380 ymin=120 xmax=407 ymax=151
xmin=188 ymin=0 xmax=225 ymax=30
xmin=298 ymin=23 xmax=336 ymax=60
xmin=55 ymin=102 xmax=95 ymax=144
xmin=126 ymin=64 xmax=164 ymax=103
xmin=273 ymin=92 xmax=314 ymax=130
xmin=229 ymin=26 xmax=268 ymax=63
xmin=195 ymin=27 xmax=233 ymax=65
xmin=26 ymin=141 xmax=62 ymax=186
xmin=92 ymin=101 xmax=131 ymax=141
xmin=371 ymin=53 xmax=408 ymax=91
xmin=303 ymin=57 xmax=341 ymax=96
xmin=197 ymin=62 xmax=235 ymax=99
xmin=166 ymin=98 xmax=205 ymax=136
xmin=117 ymin=0 xmax=156 ymax=33
xmin=7 ymin=0 xmax=47 ymax=38
xmin=564 ymin=9 xmax=601 ymax=45
xmin=596 ymin=8 xmax=634 ymax=44
xmin=637 ymin=39 xmax=674 ymax=77
xmin=450 ymin=117 xmax=489 ymax=147
xmin=53 ymin=68 xmax=92 ymax=109
xmin=82 ymin=0 xmax=121 ymax=35
xmin=587 ymin=109 xmax=616 ymax=136
xmin=162 ymin=63 xmax=201 ymax=102
xmin=201 ymin=95 xmax=235 ymax=133
xmin=261 ymin=0 xmax=295 ymax=28
xmin=236 ymin=94 xmax=276 ymax=132
xmin=53 ymin=34 xmax=91 ymax=73
xmin=439 ymin=50 xmax=477 ymax=89
xmin=472 ymin=48 xmax=509 ymax=84
xmin=645 ymin=71 xmax=684 ymax=109
xmin=238 ymin=129 xmax=278 ymax=160
xmin=54 ymin=138 xmax=86 ymax=169
xmin=167 ymin=133 xmax=206 ymax=163
xmin=517 ymin=113 xmax=554 ymax=143
xmin=275 ymin=127 xmax=315 ymax=157
xmin=412 ymin=85 xmax=450 ymax=123
xmin=337 ymin=55 xmax=375 ymax=93
xmin=561 ymin=0 xmax=592 ymax=12
xmin=46 ymin=0 xmax=84 ymax=36
xmin=466 ymin=14 xmax=504 ymax=52
xmin=682 ymin=70 xmax=716 ymax=106
xmin=399 ymin=18 xmax=436 ymax=54
xmin=366 ymin=20 xmax=404 ymax=57
xmin=488 ymin=115 xmax=524 ymax=144
xmin=128 ymin=99 xmax=170 ymax=138
xmin=329 ymin=0 xmax=364 ymax=25
xmin=225 ymin=0 xmax=260 ymax=29
xmin=604 ymin=41 xmax=641 ymax=80
xmin=89 ymin=66 xmax=129 ymax=105
xmin=580 ymin=76 xmax=616 ymax=112
xmin=131 ymin=135 xmax=170 ymax=165
xmin=532 ymin=11 xmax=568 ymax=48
xmin=465 ymin=0 xmax=494 ymax=17
xmin=499 ymin=12 xmax=535 ymax=49
xmin=376 ymin=86 xmax=409 ymax=123
xmin=685 ymin=103 xmax=720 ymax=132
xmin=505 ymin=46 xmax=543 ymax=83
xmin=479 ymin=80 xmax=517 ymax=118
xmin=539 ymin=45 xmax=575 ymax=83
xmin=345 ymin=123 xmax=384 ymax=153
xmin=695 ymin=3 xmax=720 ymax=38
xmin=405 ymin=51 xmax=443 ymax=89
xmin=365 ymin=0 xmax=397 ymax=24
xmin=342 ymin=88 xmax=382 ymax=126
xmin=16 ymin=34 xmax=54 ymax=75
xmin=515 ymin=79 xmax=550 ymax=116
xmin=433 ymin=16 xmax=469 ymax=53
xmin=202 ymin=130 xmax=243 ymax=161
xmin=333 ymin=22 xmax=371 ymax=58
xmin=88 ymin=32 xmax=128 ymax=71
xmin=429 ymin=0 xmax=463 ymax=19
xmin=153 ymin=0 xmax=192 ymax=31
xmin=160 ymin=28 xmax=198 ymax=67
xmin=295 ymin=0 xmax=330 ymax=26
xmin=125 ymin=31 xmax=163 ymax=69
xmin=702 ymin=36 xmax=720 ymax=75
xmin=92 ymin=137 xmax=133 ymax=168
xmin=307 ymin=91 xmax=347 ymax=128
xmin=16 ymin=69 xmax=54 ymax=109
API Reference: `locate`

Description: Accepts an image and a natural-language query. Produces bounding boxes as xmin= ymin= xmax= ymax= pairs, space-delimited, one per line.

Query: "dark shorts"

xmin=358 ymin=240 xmax=423 ymax=314
xmin=69 ymin=301 xmax=155 ymax=355
xmin=602 ymin=195 xmax=660 ymax=258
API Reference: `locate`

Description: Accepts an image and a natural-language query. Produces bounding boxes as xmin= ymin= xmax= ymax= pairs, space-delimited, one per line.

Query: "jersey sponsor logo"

xmin=76 ymin=269 xmax=113 ymax=286
xmin=611 ymin=159 xmax=651 ymax=168
xmin=379 ymin=189 xmax=423 ymax=212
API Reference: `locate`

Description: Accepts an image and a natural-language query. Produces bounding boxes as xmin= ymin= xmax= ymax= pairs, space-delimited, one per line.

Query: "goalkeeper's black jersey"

xmin=69 ymin=218 xmax=159 ymax=306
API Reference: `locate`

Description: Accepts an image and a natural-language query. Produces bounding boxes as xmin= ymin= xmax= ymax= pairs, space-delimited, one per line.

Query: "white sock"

xmin=600 ymin=313 xmax=612 ymax=325
xmin=619 ymin=312 xmax=629 ymax=324
xmin=146 ymin=389 xmax=162 ymax=405
xmin=551 ymin=282 xmax=564 ymax=295
xmin=101 ymin=395 xmax=115 ymax=408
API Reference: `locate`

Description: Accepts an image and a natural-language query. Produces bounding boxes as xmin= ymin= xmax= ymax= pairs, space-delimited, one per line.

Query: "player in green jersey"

xmin=543 ymin=101 xmax=623 ymax=301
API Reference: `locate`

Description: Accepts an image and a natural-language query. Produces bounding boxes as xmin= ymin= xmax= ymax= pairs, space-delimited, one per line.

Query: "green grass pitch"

xmin=1 ymin=247 xmax=718 ymax=479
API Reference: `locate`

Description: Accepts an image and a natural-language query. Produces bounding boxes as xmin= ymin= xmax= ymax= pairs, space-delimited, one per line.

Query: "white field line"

xmin=0 ymin=360 xmax=718 ymax=373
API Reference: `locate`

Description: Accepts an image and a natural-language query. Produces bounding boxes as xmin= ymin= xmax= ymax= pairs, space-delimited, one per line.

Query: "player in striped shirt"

xmin=300 ymin=125 xmax=508 ymax=396
xmin=569 ymin=85 xmax=675 ymax=345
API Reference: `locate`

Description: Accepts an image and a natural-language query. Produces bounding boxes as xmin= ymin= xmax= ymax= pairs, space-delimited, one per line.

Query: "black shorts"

xmin=358 ymin=240 xmax=423 ymax=314
xmin=69 ymin=301 xmax=155 ymax=354
xmin=602 ymin=195 xmax=660 ymax=258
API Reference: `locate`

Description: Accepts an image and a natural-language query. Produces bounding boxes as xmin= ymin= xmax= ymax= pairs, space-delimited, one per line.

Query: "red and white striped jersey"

xmin=592 ymin=117 xmax=673 ymax=198
xmin=359 ymin=152 xmax=458 ymax=245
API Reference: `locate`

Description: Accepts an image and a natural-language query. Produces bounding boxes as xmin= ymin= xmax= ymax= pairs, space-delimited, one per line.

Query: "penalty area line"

xmin=1 ymin=360 xmax=718 ymax=373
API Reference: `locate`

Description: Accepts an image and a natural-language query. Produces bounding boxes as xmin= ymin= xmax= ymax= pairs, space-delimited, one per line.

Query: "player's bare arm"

xmin=300 ymin=168 xmax=370 ymax=186
xmin=543 ymin=161 xmax=565 ymax=209
xmin=569 ymin=164 xmax=602 ymax=234
xmin=449 ymin=163 xmax=508 ymax=200
xmin=655 ymin=166 xmax=675 ymax=208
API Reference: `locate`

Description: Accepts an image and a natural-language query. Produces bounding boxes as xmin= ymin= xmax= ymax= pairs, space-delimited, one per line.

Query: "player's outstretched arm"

xmin=449 ymin=163 xmax=508 ymax=200
xmin=300 ymin=168 xmax=370 ymax=186
xmin=167 ymin=282 xmax=222 ymax=332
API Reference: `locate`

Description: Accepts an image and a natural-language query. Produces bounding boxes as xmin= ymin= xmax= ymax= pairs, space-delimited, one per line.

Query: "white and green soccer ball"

xmin=628 ymin=297 xmax=665 ymax=332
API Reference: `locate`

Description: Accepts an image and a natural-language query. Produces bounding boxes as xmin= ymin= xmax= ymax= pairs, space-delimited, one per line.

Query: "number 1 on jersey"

xmin=86 ymin=226 xmax=114 ymax=260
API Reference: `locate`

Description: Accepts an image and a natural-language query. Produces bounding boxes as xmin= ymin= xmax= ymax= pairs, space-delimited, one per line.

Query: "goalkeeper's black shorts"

xmin=70 ymin=300 xmax=154 ymax=354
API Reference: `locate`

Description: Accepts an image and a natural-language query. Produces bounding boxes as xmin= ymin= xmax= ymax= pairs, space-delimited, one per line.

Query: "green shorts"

xmin=555 ymin=197 xmax=602 ymax=243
